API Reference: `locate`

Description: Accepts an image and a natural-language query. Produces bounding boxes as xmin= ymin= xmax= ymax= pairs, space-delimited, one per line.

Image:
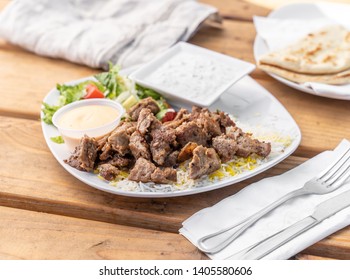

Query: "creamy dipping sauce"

xmin=58 ymin=105 xmax=119 ymax=130
xmin=144 ymin=52 xmax=239 ymax=103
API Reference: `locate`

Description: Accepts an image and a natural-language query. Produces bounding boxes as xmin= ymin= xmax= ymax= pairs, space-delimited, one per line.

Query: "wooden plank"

xmin=0 ymin=206 xmax=204 ymax=260
xmin=0 ymin=39 xmax=98 ymax=120
xmin=0 ymin=115 xmax=306 ymax=233
xmin=1 ymin=204 xmax=348 ymax=260
xmin=0 ymin=0 xmax=8 ymax=10
xmin=294 ymin=254 xmax=338 ymax=260
xmin=190 ymin=20 xmax=256 ymax=63
xmin=1 ymin=119 xmax=350 ymax=260
xmin=200 ymin=0 xmax=270 ymax=21
xmin=300 ymin=226 xmax=350 ymax=260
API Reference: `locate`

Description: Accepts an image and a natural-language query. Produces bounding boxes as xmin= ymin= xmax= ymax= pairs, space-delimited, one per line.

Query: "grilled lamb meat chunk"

xmin=112 ymin=121 xmax=137 ymax=135
xmin=164 ymin=108 xmax=190 ymax=129
xmin=137 ymin=108 xmax=159 ymax=135
xmin=255 ymin=141 xmax=271 ymax=157
xmin=150 ymin=124 xmax=176 ymax=166
xmin=128 ymin=158 xmax=177 ymax=184
xmin=129 ymin=131 xmax=151 ymax=160
xmin=227 ymin=127 xmax=271 ymax=158
xmin=98 ymin=163 xmax=119 ymax=181
xmin=107 ymin=122 xmax=136 ymax=156
xmin=151 ymin=167 xmax=177 ymax=184
xmin=212 ymin=134 xmax=238 ymax=162
xmin=96 ymin=134 xmax=109 ymax=151
xmin=215 ymin=111 xmax=235 ymax=130
xmin=175 ymin=121 xmax=207 ymax=147
xmin=64 ymin=135 xmax=98 ymax=172
xmin=99 ymin=143 xmax=113 ymax=161
xmin=236 ymin=137 xmax=271 ymax=158
xmin=163 ymin=150 xmax=179 ymax=167
xmin=226 ymin=126 xmax=242 ymax=140
xmin=108 ymin=132 xmax=129 ymax=156
xmin=190 ymin=106 xmax=234 ymax=134
xmin=128 ymin=158 xmax=155 ymax=182
xmin=178 ymin=142 xmax=198 ymax=162
xmin=128 ymin=97 xmax=160 ymax=121
xmin=195 ymin=108 xmax=222 ymax=139
xmin=189 ymin=106 xmax=202 ymax=121
xmin=189 ymin=146 xmax=221 ymax=179
xmin=173 ymin=108 xmax=189 ymax=122
xmin=107 ymin=153 xmax=133 ymax=167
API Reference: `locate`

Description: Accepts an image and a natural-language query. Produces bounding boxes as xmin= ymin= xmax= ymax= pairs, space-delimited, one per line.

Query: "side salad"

xmin=42 ymin=63 xmax=175 ymax=125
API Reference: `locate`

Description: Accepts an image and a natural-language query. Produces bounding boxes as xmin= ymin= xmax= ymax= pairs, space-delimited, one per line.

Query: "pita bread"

xmin=259 ymin=25 xmax=350 ymax=75
xmin=258 ymin=63 xmax=350 ymax=85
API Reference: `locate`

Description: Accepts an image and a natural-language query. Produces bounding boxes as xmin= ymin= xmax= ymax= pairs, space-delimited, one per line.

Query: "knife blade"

xmin=227 ymin=189 xmax=350 ymax=260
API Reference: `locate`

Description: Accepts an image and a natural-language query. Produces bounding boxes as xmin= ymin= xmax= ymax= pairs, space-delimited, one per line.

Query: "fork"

xmin=198 ymin=145 xmax=350 ymax=254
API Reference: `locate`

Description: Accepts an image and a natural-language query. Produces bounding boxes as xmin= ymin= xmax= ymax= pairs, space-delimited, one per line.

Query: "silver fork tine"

xmin=324 ymin=152 xmax=350 ymax=184
xmin=329 ymin=162 xmax=350 ymax=187
xmin=319 ymin=147 xmax=350 ymax=181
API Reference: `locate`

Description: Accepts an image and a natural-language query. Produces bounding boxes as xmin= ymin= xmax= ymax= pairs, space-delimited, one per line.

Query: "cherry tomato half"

xmin=84 ymin=84 xmax=104 ymax=99
xmin=161 ymin=111 xmax=177 ymax=123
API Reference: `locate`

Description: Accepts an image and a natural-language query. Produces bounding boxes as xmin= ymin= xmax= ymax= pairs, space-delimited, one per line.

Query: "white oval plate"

xmin=254 ymin=2 xmax=350 ymax=100
xmin=41 ymin=68 xmax=301 ymax=198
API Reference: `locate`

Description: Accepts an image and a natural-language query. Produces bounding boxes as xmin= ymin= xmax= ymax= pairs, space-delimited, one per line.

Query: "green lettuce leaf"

xmin=136 ymin=84 xmax=162 ymax=100
xmin=50 ymin=136 xmax=64 ymax=144
xmin=94 ymin=63 xmax=126 ymax=99
xmin=42 ymin=102 xmax=61 ymax=125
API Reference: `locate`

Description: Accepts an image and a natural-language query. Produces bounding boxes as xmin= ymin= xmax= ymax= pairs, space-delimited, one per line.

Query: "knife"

xmin=227 ymin=189 xmax=350 ymax=260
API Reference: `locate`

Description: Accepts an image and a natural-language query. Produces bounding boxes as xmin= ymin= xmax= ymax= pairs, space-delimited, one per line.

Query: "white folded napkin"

xmin=180 ymin=139 xmax=350 ymax=260
xmin=0 ymin=0 xmax=218 ymax=69
xmin=253 ymin=2 xmax=350 ymax=98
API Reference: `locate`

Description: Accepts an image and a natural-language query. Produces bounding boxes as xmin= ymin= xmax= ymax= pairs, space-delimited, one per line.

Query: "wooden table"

xmin=1 ymin=0 xmax=350 ymax=260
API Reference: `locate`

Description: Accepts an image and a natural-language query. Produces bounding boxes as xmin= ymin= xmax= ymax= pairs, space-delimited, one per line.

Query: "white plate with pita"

xmin=254 ymin=2 xmax=350 ymax=100
xmin=41 ymin=67 xmax=301 ymax=198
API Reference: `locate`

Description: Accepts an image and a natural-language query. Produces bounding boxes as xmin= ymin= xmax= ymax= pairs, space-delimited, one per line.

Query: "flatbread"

xmin=259 ymin=25 xmax=350 ymax=75
xmin=258 ymin=63 xmax=350 ymax=85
